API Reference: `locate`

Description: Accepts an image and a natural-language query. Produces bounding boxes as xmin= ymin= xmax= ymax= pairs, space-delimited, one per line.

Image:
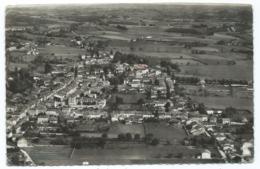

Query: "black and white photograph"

xmin=2 ymin=0 xmax=257 ymax=167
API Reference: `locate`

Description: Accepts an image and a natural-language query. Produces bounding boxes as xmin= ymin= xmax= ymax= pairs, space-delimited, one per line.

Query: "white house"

xmin=206 ymin=110 xmax=214 ymax=115
xmin=17 ymin=137 xmax=28 ymax=147
xmin=201 ymin=149 xmax=211 ymax=159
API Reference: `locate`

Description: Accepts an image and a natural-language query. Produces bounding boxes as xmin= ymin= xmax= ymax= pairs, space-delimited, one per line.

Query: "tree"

xmin=102 ymin=133 xmax=107 ymax=139
xmin=144 ymin=133 xmax=154 ymax=144
xmin=44 ymin=62 xmax=52 ymax=74
xmin=165 ymin=102 xmax=171 ymax=112
xmin=151 ymin=138 xmax=160 ymax=146
xmin=115 ymin=96 xmax=123 ymax=104
xmin=154 ymin=79 xmax=159 ymax=85
xmin=21 ymin=121 xmax=33 ymax=131
xmin=134 ymin=134 xmax=140 ymax=141
xmin=97 ymin=139 xmax=106 ymax=149
xmin=125 ymin=133 xmax=132 ymax=141
xmin=137 ymin=98 xmax=145 ymax=105
xmin=118 ymin=133 xmax=125 ymax=140
xmin=222 ymin=107 xmax=237 ymax=118
xmin=197 ymin=103 xmax=207 ymax=114
xmin=175 ymin=153 xmax=183 ymax=158
xmin=74 ymin=66 xmax=78 ymax=78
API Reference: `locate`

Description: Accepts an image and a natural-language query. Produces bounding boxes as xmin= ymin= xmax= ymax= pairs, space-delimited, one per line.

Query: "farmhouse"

xmin=37 ymin=115 xmax=49 ymax=124
xmin=222 ymin=118 xmax=231 ymax=125
xmin=201 ymin=149 xmax=211 ymax=159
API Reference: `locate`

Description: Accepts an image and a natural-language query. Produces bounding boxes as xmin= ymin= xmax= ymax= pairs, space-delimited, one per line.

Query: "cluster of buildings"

xmin=184 ymin=108 xmax=253 ymax=162
xmin=7 ymin=42 xmax=39 ymax=63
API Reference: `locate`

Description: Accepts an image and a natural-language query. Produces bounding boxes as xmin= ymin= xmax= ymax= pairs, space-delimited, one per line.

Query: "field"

xmin=190 ymin=96 xmax=253 ymax=112
xmin=108 ymin=123 xmax=145 ymax=137
xmin=24 ymin=144 xmax=220 ymax=165
xmin=179 ymin=60 xmax=253 ymax=81
xmin=144 ymin=122 xmax=187 ymax=144
xmin=192 ymin=54 xmax=232 ymax=65
xmin=7 ymin=62 xmax=29 ymax=71
xmin=171 ymin=59 xmax=202 ymax=65
xmin=131 ymin=51 xmax=194 ymax=59
xmin=39 ymin=45 xmax=85 ymax=59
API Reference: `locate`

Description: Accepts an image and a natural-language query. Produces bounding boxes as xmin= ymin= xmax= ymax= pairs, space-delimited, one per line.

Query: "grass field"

xmin=179 ymin=60 xmax=253 ymax=81
xmin=171 ymin=59 xmax=202 ymax=65
xmin=144 ymin=122 xmax=187 ymax=144
xmin=24 ymin=144 xmax=220 ymax=165
xmin=190 ymin=96 xmax=253 ymax=112
xmin=131 ymin=51 xmax=193 ymax=59
xmin=39 ymin=45 xmax=85 ymax=58
xmin=108 ymin=123 xmax=145 ymax=137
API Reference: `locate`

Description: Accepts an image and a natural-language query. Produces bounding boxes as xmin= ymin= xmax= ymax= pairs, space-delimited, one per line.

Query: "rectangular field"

xmin=144 ymin=122 xmax=187 ymax=144
xmin=108 ymin=123 xmax=145 ymax=137
xmin=190 ymin=96 xmax=253 ymax=112
xmin=24 ymin=145 xmax=219 ymax=165
xmin=179 ymin=60 xmax=253 ymax=81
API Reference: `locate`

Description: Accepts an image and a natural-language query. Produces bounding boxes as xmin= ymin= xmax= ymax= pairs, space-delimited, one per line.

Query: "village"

xmin=5 ymin=4 xmax=253 ymax=165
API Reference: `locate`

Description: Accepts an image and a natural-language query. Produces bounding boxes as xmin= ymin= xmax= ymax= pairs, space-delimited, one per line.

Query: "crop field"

xmin=131 ymin=51 xmax=193 ymax=59
xmin=24 ymin=143 xmax=221 ymax=165
xmin=190 ymin=96 xmax=253 ymax=112
xmin=179 ymin=60 xmax=253 ymax=81
xmin=7 ymin=62 xmax=29 ymax=71
xmin=23 ymin=146 xmax=74 ymax=165
xmin=171 ymin=59 xmax=202 ymax=65
xmin=144 ymin=122 xmax=187 ymax=143
xmin=192 ymin=54 xmax=232 ymax=65
xmin=39 ymin=45 xmax=85 ymax=58
xmin=108 ymin=123 xmax=145 ymax=137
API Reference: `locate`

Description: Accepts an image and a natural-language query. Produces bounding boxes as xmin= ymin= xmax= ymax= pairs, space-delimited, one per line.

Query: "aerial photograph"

xmin=5 ymin=3 xmax=253 ymax=166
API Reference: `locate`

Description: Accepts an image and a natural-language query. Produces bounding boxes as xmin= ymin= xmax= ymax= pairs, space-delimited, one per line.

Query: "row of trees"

xmin=175 ymin=76 xmax=249 ymax=85
xmin=117 ymin=133 xmax=141 ymax=141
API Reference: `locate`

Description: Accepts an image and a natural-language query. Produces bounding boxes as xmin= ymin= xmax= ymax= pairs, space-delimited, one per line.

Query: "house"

xmin=71 ymin=111 xmax=84 ymax=118
xmin=216 ymin=110 xmax=223 ymax=115
xmin=68 ymin=95 xmax=77 ymax=107
xmin=206 ymin=110 xmax=214 ymax=115
xmin=7 ymin=106 xmax=17 ymax=112
xmin=241 ymin=140 xmax=253 ymax=157
xmin=189 ymin=114 xmax=208 ymax=122
xmin=201 ymin=149 xmax=211 ymax=159
xmin=8 ymin=116 xmax=20 ymax=126
xmin=49 ymin=116 xmax=58 ymax=124
xmin=200 ymin=115 xmax=208 ymax=122
xmin=17 ymin=137 xmax=28 ymax=147
xmin=46 ymin=110 xmax=59 ymax=116
xmin=222 ymin=118 xmax=231 ymax=125
xmin=152 ymin=100 xmax=166 ymax=108
xmin=190 ymin=124 xmax=205 ymax=136
xmin=159 ymin=114 xmax=172 ymax=120
xmin=209 ymin=116 xmax=218 ymax=123
xmin=54 ymin=93 xmax=66 ymax=102
xmin=143 ymin=114 xmax=155 ymax=119
xmin=214 ymin=133 xmax=226 ymax=142
xmin=85 ymin=111 xmax=108 ymax=119
xmin=223 ymin=143 xmax=235 ymax=153
xmin=37 ymin=115 xmax=49 ymax=124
